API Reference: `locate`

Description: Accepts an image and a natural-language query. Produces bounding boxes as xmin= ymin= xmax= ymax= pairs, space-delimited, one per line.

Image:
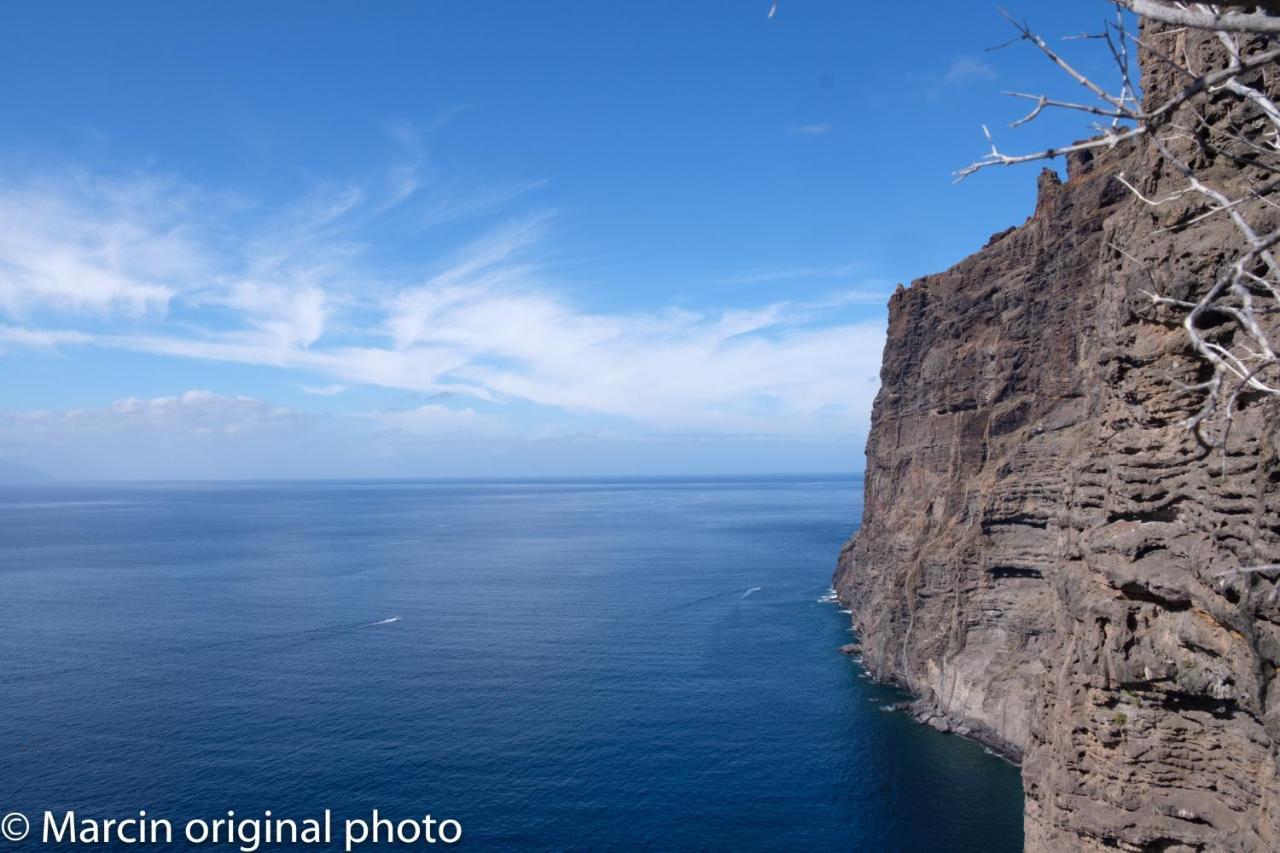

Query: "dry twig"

xmin=959 ymin=2 xmax=1280 ymax=466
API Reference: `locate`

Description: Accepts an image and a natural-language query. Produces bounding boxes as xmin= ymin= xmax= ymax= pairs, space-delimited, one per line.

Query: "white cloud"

xmin=789 ymin=122 xmax=832 ymax=136
xmin=0 ymin=173 xmax=205 ymax=317
xmin=0 ymin=391 xmax=315 ymax=480
xmin=720 ymin=261 xmax=866 ymax=286
xmin=8 ymin=390 xmax=298 ymax=437
xmin=0 ymin=390 xmax=865 ymax=480
xmin=365 ymin=403 xmax=488 ymax=436
xmin=943 ymin=57 xmax=997 ymax=86
xmin=303 ymin=383 xmax=349 ymax=396
xmin=418 ymin=179 xmax=549 ymax=228
xmin=214 ymin=280 xmax=330 ymax=349
xmin=0 ymin=164 xmax=887 ymax=440
xmin=0 ymin=324 xmax=93 ymax=347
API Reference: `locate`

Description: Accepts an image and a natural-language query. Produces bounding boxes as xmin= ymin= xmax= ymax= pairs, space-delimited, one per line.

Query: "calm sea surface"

xmin=0 ymin=477 xmax=1022 ymax=850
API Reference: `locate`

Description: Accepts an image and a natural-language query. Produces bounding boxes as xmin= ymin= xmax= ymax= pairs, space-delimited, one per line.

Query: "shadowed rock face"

xmin=835 ymin=24 xmax=1280 ymax=852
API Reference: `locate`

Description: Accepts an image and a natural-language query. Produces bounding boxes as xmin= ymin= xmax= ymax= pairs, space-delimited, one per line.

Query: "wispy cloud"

xmin=789 ymin=122 xmax=832 ymax=137
xmin=302 ymin=383 xmax=349 ymax=396
xmin=365 ymin=403 xmax=488 ymax=436
xmin=6 ymin=390 xmax=299 ymax=437
xmin=0 ymin=324 xmax=93 ymax=348
xmin=0 ymin=173 xmax=205 ymax=317
xmin=419 ymin=179 xmax=549 ymax=229
xmin=0 ymin=390 xmax=310 ymax=480
xmin=942 ymin=56 xmax=997 ymax=86
xmin=0 ymin=160 xmax=886 ymax=439
xmin=719 ymin=261 xmax=866 ymax=286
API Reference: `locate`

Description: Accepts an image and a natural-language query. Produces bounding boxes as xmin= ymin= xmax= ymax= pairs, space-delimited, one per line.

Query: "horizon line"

xmin=1 ymin=471 xmax=865 ymax=487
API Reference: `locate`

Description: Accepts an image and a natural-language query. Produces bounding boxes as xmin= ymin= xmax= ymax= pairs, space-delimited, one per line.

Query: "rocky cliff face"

xmin=835 ymin=25 xmax=1280 ymax=851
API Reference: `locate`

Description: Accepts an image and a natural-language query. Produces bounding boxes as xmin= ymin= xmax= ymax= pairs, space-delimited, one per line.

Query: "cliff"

xmin=835 ymin=25 xmax=1280 ymax=851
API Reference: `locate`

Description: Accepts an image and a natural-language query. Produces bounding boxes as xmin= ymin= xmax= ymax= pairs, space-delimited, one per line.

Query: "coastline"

xmin=827 ymin=586 xmax=1025 ymax=767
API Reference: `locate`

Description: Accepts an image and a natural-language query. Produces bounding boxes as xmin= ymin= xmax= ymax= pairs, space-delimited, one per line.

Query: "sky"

xmin=0 ymin=1 xmax=1134 ymax=480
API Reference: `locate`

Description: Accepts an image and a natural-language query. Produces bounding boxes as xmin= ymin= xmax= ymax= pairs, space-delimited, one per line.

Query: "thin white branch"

xmin=955 ymin=126 xmax=1143 ymax=181
xmin=1118 ymin=0 xmax=1280 ymax=34
xmin=1004 ymin=91 xmax=1133 ymax=127
xmin=963 ymin=4 xmax=1280 ymax=458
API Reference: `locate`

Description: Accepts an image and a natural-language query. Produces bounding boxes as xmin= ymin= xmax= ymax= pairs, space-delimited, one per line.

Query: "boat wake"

xmin=663 ymin=586 xmax=765 ymax=613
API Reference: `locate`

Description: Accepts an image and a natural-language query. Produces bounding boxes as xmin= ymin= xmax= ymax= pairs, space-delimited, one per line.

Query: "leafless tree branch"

xmin=959 ymin=2 xmax=1280 ymax=471
xmin=1118 ymin=0 xmax=1280 ymax=34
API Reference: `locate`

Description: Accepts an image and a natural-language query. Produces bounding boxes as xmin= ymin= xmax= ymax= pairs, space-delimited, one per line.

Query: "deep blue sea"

xmin=0 ymin=477 xmax=1022 ymax=851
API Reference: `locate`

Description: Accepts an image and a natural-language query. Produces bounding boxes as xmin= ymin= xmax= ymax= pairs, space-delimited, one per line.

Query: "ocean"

xmin=0 ymin=477 xmax=1022 ymax=850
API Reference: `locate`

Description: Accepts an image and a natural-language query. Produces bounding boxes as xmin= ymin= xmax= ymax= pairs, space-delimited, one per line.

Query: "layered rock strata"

xmin=836 ymin=25 xmax=1280 ymax=851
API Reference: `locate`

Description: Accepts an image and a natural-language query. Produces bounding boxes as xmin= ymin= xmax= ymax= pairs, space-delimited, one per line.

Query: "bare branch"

xmin=955 ymin=126 xmax=1143 ymax=181
xmin=960 ymin=3 xmax=1280 ymax=460
xmin=997 ymin=8 xmax=1132 ymax=112
xmin=1003 ymin=91 xmax=1132 ymax=126
xmin=1117 ymin=0 xmax=1280 ymax=34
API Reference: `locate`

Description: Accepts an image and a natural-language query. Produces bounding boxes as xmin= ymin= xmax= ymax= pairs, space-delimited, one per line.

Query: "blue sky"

xmin=0 ymin=1 xmax=1130 ymax=479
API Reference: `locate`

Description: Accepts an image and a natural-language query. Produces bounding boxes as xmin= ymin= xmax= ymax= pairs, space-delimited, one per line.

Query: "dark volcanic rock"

xmin=835 ymin=23 xmax=1280 ymax=852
